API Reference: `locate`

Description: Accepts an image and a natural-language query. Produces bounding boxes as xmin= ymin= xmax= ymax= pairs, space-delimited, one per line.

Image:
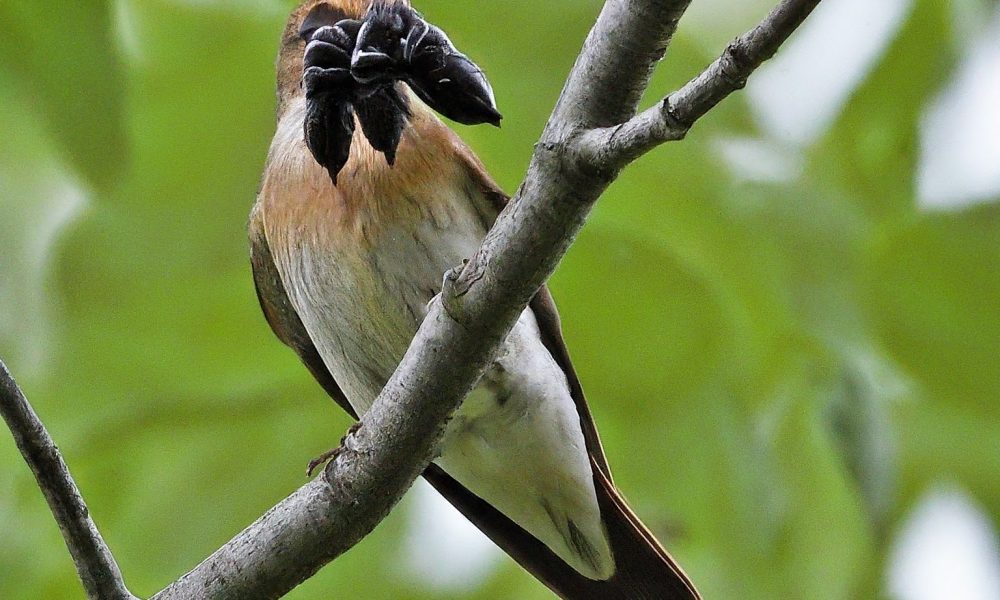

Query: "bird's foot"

xmin=306 ymin=421 xmax=363 ymax=477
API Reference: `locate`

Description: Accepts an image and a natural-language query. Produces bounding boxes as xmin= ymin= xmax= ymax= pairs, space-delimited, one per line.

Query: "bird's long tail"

xmin=423 ymin=457 xmax=700 ymax=600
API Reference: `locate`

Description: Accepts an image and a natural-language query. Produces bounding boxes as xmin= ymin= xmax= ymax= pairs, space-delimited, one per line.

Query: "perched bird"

xmin=249 ymin=1 xmax=701 ymax=598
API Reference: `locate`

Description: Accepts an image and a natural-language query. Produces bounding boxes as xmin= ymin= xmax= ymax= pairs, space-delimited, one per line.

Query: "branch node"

xmin=551 ymin=134 xmax=618 ymax=189
xmin=718 ymin=40 xmax=752 ymax=90
xmin=660 ymin=97 xmax=690 ymax=140
xmin=454 ymin=253 xmax=488 ymax=298
xmin=439 ymin=260 xmax=482 ymax=326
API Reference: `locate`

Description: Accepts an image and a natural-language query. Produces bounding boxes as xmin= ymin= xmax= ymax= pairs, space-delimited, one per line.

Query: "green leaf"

xmin=809 ymin=0 xmax=956 ymax=220
xmin=0 ymin=0 xmax=128 ymax=190
xmin=864 ymin=203 xmax=1000 ymax=411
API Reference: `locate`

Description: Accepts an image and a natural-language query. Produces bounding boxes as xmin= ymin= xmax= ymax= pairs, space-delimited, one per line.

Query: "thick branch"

xmin=151 ymin=302 xmax=488 ymax=599
xmin=576 ymin=0 xmax=822 ymax=169
xmin=0 ymin=359 xmax=136 ymax=600
xmin=552 ymin=0 xmax=694 ymax=129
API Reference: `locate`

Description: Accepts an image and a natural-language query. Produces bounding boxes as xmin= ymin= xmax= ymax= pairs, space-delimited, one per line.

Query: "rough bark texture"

xmin=576 ymin=0 xmax=823 ymax=168
xmin=1 ymin=1 xmax=823 ymax=598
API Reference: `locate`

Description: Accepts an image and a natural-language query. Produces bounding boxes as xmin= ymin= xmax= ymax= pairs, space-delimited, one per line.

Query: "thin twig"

xmin=0 ymin=359 xmax=136 ymax=600
xmin=575 ymin=0 xmax=823 ymax=169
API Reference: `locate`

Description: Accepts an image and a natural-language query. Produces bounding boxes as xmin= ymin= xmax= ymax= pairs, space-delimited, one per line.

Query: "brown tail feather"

xmin=422 ymin=459 xmax=700 ymax=599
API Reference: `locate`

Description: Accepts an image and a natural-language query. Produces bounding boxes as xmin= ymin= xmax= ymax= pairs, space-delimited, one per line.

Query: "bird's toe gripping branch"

xmin=299 ymin=1 xmax=502 ymax=182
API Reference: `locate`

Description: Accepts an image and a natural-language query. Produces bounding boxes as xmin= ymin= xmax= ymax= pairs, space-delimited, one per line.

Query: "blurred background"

xmin=2 ymin=0 xmax=999 ymax=598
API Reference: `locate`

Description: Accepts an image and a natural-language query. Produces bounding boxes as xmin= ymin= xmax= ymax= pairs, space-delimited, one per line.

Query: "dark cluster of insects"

xmin=300 ymin=2 xmax=502 ymax=181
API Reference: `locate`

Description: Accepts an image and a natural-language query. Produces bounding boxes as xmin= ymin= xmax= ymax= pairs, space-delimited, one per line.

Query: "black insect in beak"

xmin=300 ymin=1 xmax=502 ymax=183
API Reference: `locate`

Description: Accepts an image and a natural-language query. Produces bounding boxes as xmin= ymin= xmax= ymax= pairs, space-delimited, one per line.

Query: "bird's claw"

xmin=306 ymin=446 xmax=342 ymax=477
xmin=306 ymin=421 xmax=363 ymax=477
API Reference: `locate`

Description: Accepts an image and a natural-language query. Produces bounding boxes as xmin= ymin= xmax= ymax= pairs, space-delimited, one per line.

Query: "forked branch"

xmin=575 ymin=0 xmax=823 ymax=169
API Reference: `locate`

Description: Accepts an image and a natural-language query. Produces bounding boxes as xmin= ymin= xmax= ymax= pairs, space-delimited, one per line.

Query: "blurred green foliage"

xmin=2 ymin=0 xmax=998 ymax=598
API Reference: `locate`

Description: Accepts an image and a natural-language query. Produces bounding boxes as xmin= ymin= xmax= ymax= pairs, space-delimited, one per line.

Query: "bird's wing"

xmin=456 ymin=148 xmax=613 ymax=479
xmin=248 ymin=146 xmax=609 ymax=475
xmin=250 ymin=202 xmax=357 ymax=419
xmin=455 ymin=150 xmax=700 ymax=599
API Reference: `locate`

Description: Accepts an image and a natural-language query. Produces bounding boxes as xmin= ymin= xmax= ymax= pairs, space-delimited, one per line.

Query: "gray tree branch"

xmin=576 ymin=0 xmax=822 ymax=169
xmin=0 ymin=359 xmax=136 ymax=600
xmin=1 ymin=0 xmax=822 ymax=598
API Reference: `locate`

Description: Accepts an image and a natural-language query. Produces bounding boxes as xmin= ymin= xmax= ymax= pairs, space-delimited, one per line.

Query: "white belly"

xmin=277 ymin=184 xmax=613 ymax=579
